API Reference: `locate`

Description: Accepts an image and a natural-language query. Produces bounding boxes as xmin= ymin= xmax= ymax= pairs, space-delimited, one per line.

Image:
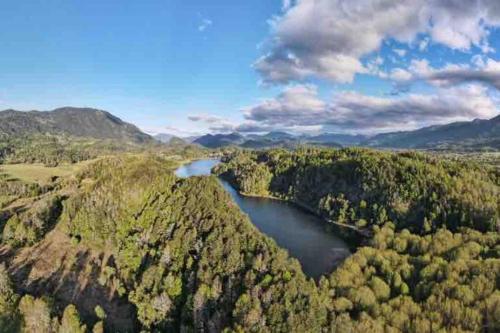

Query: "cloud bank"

xmin=241 ymin=84 xmax=498 ymax=134
xmin=190 ymin=83 xmax=498 ymax=134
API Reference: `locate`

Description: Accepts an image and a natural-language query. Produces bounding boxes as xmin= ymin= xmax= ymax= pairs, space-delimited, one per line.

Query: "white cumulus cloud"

xmin=256 ymin=0 xmax=500 ymax=84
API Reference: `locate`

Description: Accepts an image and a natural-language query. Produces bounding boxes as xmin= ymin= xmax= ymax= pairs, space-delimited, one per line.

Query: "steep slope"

xmin=0 ymin=107 xmax=153 ymax=144
xmin=366 ymin=115 xmax=500 ymax=149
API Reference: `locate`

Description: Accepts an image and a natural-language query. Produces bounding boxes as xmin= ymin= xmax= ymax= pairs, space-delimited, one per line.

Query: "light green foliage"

xmin=18 ymin=295 xmax=54 ymax=333
xmin=58 ymin=304 xmax=86 ymax=333
xmin=3 ymin=293 xmax=88 ymax=333
xmin=0 ymin=163 xmax=89 ymax=184
xmin=370 ymin=276 xmax=391 ymax=301
xmin=0 ymin=134 xmax=96 ymax=166
xmin=125 ymin=174 xmax=326 ymax=332
xmin=94 ymin=305 xmax=106 ymax=320
xmin=328 ymin=226 xmax=500 ymax=332
xmin=61 ymin=155 xmax=176 ymax=250
xmin=0 ymin=131 xmax=207 ymax=167
xmin=92 ymin=321 xmax=104 ymax=333
xmin=1 ymin=266 xmax=90 ymax=333
xmin=214 ymin=153 xmax=272 ymax=195
xmin=0 ymin=173 xmax=42 ymax=209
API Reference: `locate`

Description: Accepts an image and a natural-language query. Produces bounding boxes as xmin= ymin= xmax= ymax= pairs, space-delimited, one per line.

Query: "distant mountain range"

xmin=193 ymin=133 xmax=246 ymax=148
xmin=190 ymin=131 xmax=345 ymax=149
xmin=2 ymin=107 xmax=498 ymax=151
xmin=365 ymin=115 xmax=500 ymax=150
xmin=0 ymin=107 xmax=153 ymax=144
xmin=188 ymin=115 xmax=500 ymax=150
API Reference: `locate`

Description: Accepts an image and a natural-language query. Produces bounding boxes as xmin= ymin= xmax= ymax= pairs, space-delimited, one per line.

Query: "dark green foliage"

xmin=0 ymin=264 xmax=20 ymax=333
xmin=194 ymin=132 xmax=246 ymax=148
xmin=216 ymin=148 xmax=499 ymax=234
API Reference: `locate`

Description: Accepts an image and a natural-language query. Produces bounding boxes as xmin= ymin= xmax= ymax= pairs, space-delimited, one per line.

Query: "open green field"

xmin=0 ymin=160 xmax=96 ymax=183
xmin=0 ymin=153 xmax=187 ymax=184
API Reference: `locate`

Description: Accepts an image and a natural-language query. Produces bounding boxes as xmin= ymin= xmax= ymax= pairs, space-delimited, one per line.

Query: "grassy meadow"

xmin=0 ymin=160 xmax=97 ymax=183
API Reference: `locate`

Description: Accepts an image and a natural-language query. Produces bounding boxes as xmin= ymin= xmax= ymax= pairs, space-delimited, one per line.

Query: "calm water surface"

xmin=175 ymin=159 xmax=351 ymax=278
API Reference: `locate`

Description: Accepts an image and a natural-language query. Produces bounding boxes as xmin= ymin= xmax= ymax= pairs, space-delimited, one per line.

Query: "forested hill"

xmin=0 ymin=155 xmax=325 ymax=332
xmin=0 ymin=107 xmax=152 ymax=144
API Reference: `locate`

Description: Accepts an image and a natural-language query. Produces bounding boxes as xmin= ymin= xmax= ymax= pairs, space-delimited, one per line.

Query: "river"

xmin=175 ymin=159 xmax=351 ymax=279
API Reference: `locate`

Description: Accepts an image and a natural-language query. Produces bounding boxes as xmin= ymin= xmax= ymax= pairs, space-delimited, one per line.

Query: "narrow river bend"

xmin=175 ymin=159 xmax=351 ymax=279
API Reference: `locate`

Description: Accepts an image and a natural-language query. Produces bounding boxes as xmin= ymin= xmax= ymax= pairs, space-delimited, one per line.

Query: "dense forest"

xmin=214 ymin=148 xmax=499 ymax=234
xmin=0 ymin=147 xmax=498 ymax=332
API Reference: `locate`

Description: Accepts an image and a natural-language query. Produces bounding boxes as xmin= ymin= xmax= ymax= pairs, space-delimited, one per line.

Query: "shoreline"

xmin=216 ymin=173 xmax=370 ymax=245
xmin=176 ymin=158 xmax=368 ymax=248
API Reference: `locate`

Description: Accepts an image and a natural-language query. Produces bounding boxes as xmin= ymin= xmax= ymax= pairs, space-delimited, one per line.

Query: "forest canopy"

xmin=0 ymin=148 xmax=498 ymax=332
xmin=214 ymin=148 xmax=499 ymax=234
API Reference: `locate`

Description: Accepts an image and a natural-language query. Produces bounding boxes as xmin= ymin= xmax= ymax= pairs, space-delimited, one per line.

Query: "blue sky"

xmin=0 ymin=1 xmax=280 ymax=134
xmin=1 ymin=0 xmax=500 ymax=135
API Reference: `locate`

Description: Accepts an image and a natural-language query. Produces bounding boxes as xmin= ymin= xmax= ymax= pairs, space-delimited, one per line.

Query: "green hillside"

xmin=0 ymin=107 xmax=152 ymax=144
